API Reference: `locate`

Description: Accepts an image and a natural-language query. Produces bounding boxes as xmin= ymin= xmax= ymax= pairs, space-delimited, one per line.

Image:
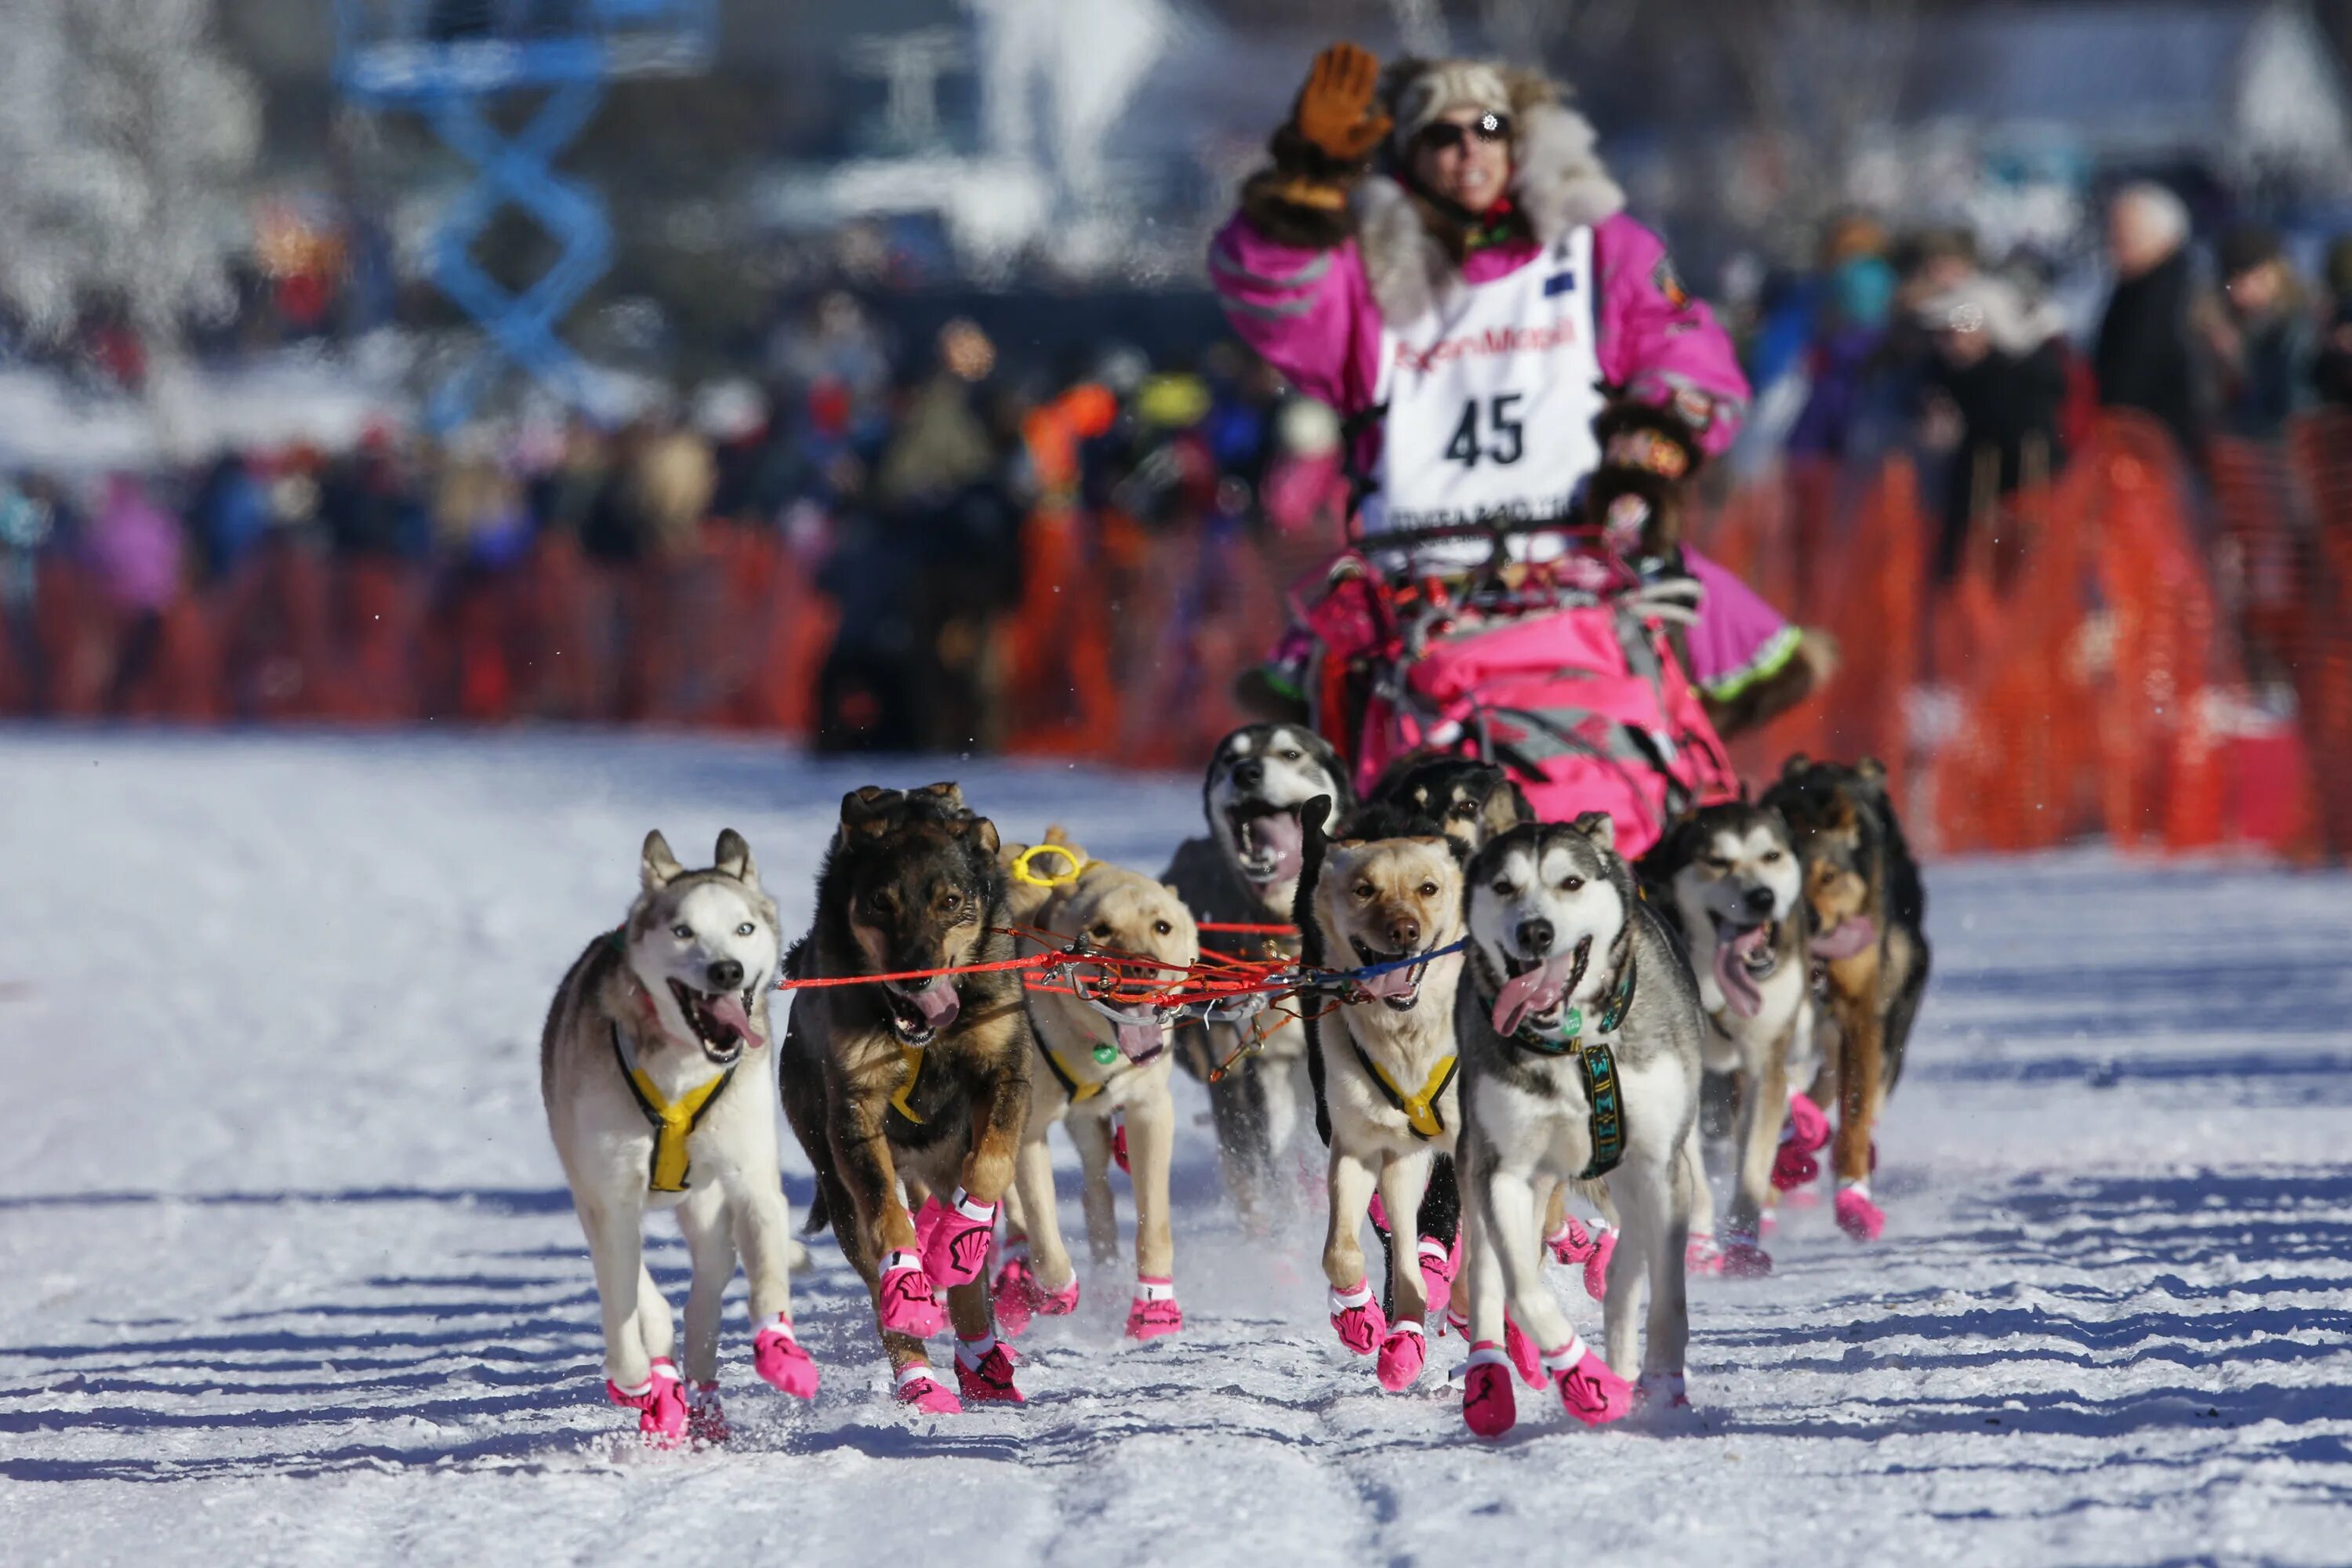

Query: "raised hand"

xmin=1294 ymin=42 xmax=1390 ymax=162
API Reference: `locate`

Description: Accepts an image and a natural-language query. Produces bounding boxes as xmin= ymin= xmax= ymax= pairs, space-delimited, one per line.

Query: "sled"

xmin=1294 ymin=522 xmax=1738 ymax=858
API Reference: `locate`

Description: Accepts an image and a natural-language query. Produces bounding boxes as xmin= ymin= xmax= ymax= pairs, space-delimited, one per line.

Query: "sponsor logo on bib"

xmin=1392 ymin=318 xmax=1582 ymax=376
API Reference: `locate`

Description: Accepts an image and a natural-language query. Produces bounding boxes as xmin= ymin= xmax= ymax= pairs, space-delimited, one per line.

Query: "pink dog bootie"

xmin=1784 ymin=1088 xmax=1831 ymax=1152
xmin=1126 ymin=1276 xmax=1183 ymax=1341
xmin=1583 ymin=1221 xmax=1617 ymax=1301
xmin=753 ymin=1312 xmax=818 ymax=1399
xmin=1544 ymin=1338 xmax=1635 ymax=1427
xmin=878 ymin=1249 xmax=946 ymax=1338
xmin=1719 ymin=1224 xmax=1773 ymax=1278
xmin=1417 ymin=1233 xmax=1462 ymax=1320
xmin=1545 ymin=1212 xmax=1598 ymax=1267
xmin=894 ymin=1361 xmax=962 ymax=1414
xmin=688 ymin=1380 xmax=729 ymax=1446
xmin=1503 ymin=1313 xmax=1544 ymax=1388
xmin=919 ymin=1190 xmax=999 ymax=1287
xmin=1328 ymin=1279 xmax=1388 ymax=1356
xmin=1461 ymin=1341 xmax=1518 ymax=1438
xmin=1112 ymin=1116 xmax=1130 ymax=1174
xmin=1836 ymin=1181 xmax=1886 ymax=1242
xmin=1686 ymin=1231 xmax=1726 ymax=1276
xmin=1772 ymin=1144 xmax=1820 ymax=1191
xmin=954 ymin=1333 xmax=1025 ymax=1405
xmin=607 ymin=1356 xmax=689 ymax=1446
xmin=1376 ymin=1321 xmax=1426 ymax=1391
xmin=992 ymin=1251 xmax=1037 ymax=1338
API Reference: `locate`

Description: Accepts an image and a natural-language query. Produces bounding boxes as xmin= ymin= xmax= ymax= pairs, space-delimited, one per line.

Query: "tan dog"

xmin=1298 ymin=801 xmax=1469 ymax=1393
xmin=994 ymin=850 xmax=1201 ymax=1341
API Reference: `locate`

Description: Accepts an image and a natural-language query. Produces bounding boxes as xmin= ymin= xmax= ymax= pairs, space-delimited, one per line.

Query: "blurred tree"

xmin=0 ymin=0 xmax=260 ymax=447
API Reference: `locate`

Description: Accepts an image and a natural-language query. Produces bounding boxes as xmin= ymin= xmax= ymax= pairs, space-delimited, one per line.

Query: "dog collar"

xmin=1482 ymin=949 xmax=1635 ymax=1181
xmin=609 ymin=1022 xmax=736 ymax=1193
xmin=1351 ymin=1040 xmax=1457 ymax=1142
xmin=1502 ymin=948 xmax=1639 ymax=1057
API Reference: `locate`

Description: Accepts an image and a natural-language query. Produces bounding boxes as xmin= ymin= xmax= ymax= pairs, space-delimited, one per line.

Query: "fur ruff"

xmin=1352 ymin=75 xmax=1624 ymax=327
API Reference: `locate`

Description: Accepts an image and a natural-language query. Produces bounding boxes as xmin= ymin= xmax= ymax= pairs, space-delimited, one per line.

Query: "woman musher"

xmin=1213 ymin=45 xmax=1824 ymax=767
xmin=1209 ymin=45 xmax=1826 ymax=1344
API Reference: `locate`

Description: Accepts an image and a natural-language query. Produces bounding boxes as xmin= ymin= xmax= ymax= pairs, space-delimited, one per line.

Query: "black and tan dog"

xmin=1759 ymin=756 xmax=1929 ymax=1243
xmin=779 ymin=783 xmax=1033 ymax=1412
xmin=1370 ymin=755 xmax=1533 ymax=855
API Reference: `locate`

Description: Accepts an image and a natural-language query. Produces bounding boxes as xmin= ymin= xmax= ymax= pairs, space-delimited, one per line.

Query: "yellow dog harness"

xmin=1350 ymin=1041 xmax=1458 ymax=1141
xmin=610 ymin=1022 xmax=735 ymax=1192
xmin=1037 ymin=1042 xmax=1108 ymax=1104
xmin=890 ymin=1038 xmax=931 ymax=1125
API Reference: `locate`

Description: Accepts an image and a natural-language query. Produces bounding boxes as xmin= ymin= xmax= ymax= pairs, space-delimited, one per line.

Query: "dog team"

xmin=539 ymin=724 xmax=1929 ymax=1444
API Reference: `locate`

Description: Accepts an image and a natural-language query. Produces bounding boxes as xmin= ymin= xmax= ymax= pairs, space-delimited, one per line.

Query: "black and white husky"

xmin=540 ymin=830 xmax=815 ymax=1446
xmin=1645 ymin=802 xmax=1815 ymax=1276
xmin=1161 ymin=723 xmax=1354 ymax=1226
xmin=1452 ymin=815 xmax=1704 ymax=1438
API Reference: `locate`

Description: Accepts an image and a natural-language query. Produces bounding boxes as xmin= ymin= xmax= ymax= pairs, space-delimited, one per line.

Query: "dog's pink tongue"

xmin=705 ymin=990 xmax=754 ymax=1040
xmin=908 ymin=978 xmax=960 ymax=1028
xmin=1812 ymin=916 xmax=1877 ymax=962
xmin=1493 ymin=954 xmax=1573 ymax=1037
xmin=1715 ymin=927 xmax=1769 ymax=1020
xmin=1114 ymin=1017 xmax=1163 ymax=1058
xmin=1359 ymin=960 xmax=1419 ymax=1000
xmin=1243 ymin=811 xmax=1305 ymax=884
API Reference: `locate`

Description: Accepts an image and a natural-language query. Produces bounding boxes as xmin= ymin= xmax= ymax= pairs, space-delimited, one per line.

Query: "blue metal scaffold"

xmin=332 ymin=1 xmax=717 ymax=430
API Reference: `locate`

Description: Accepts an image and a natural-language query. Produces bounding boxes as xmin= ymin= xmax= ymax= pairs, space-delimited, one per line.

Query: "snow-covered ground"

xmin=5 ymin=730 xmax=2350 ymax=1566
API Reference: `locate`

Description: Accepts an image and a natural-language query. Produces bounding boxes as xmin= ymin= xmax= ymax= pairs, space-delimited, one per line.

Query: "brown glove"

xmin=1293 ymin=43 xmax=1390 ymax=163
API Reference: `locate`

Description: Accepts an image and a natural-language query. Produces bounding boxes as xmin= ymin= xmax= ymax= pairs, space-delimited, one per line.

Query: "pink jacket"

xmin=1210 ymin=209 xmax=1750 ymax=466
xmin=1212 ymin=165 xmax=1784 ymax=696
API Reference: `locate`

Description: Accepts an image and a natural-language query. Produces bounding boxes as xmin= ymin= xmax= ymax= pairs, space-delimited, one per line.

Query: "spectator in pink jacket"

xmin=1212 ymin=45 xmax=1826 ymax=737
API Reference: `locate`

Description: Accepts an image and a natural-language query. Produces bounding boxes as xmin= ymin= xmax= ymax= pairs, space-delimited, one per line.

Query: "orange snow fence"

xmin=1693 ymin=412 xmax=2336 ymax=859
xmin=5 ymin=409 xmax=2344 ymax=861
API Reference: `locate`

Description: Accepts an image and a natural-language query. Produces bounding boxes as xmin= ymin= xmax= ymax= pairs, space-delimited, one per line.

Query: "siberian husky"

xmin=1646 ymin=802 xmax=1815 ymax=1276
xmin=1452 ymin=815 xmax=1704 ymax=1437
xmin=1161 ymin=723 xmax=1354 ymax=1228
xmin=540 ymin=829 xmax=815 ymax=1446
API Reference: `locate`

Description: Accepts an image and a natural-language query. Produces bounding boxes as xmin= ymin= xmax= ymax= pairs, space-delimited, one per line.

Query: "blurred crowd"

xmin=9 ymin=185 xmax=2352 ymax=737
xmin=0 ymin=296 xmax=1354 ymax=744
xmin=1735 ymin=187 xmax=2352 ymax=583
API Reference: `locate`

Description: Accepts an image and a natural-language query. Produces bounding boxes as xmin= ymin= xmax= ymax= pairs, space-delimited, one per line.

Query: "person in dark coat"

xmin=1917 ymin=275 xmax=2071 ymax=582
xmin=2316 ymin=237 xmax=2352 ymax=411
xmin=2210 ymin=224 xmax=2318 ymax=439
xmin=2094 ymin=183 xmax=2206 ymax=463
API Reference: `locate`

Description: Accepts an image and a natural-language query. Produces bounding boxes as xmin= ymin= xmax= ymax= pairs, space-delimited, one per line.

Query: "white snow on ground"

xmin=4 ymin=730 xmax=2351 ymax=1566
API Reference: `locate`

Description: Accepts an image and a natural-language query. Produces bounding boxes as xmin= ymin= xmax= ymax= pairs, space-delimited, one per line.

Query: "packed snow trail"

xmin=4 ymin=731 xmax=2350 ymax=1566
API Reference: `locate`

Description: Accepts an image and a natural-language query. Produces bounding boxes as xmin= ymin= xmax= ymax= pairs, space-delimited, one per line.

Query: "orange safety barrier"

xmin=2285 ymin=408 xmax=2352 ymax=859
xmin=7 ymin=412 xmax=2346 ymax=862
xmin=1696 ymin=413 xmax=2331 ymax=858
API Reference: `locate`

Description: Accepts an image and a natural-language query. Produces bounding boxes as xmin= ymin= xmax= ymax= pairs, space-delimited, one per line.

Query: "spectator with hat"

xmin=2208 ymin=223 xmax=2318 ymax=439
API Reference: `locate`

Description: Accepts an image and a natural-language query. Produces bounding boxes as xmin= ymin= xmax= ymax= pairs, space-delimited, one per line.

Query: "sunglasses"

xmin=1414 ymin=112 xmax=1511 ymax=154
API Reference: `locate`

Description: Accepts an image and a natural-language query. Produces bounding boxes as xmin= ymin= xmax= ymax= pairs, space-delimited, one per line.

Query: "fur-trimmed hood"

xmin=1352 ymin=68 xmax=1624 ymax=327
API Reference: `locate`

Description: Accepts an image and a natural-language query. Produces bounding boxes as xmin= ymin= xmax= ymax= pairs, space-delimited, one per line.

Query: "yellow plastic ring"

xmin=1011 ymin=843 xmax=1086 ymax=888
